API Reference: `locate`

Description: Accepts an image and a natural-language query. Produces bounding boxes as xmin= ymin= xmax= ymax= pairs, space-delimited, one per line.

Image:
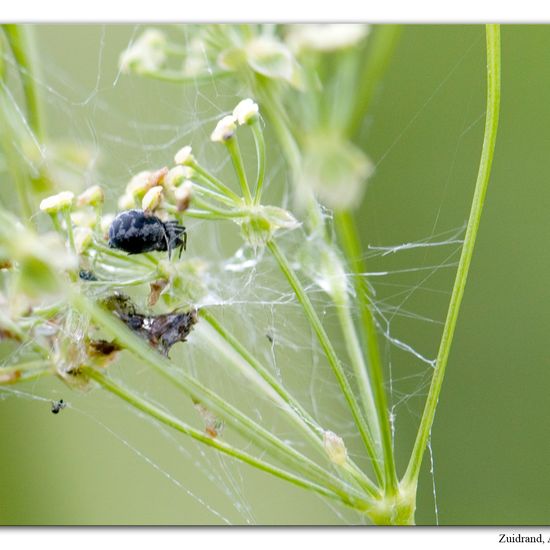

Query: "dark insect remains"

xmin=102 ymin=293 xmax=198 ymax=356
xmin=108 ymin=209 xmax=187 ymax=259
xmin=51 ymin=399 xmax=66 ymax=414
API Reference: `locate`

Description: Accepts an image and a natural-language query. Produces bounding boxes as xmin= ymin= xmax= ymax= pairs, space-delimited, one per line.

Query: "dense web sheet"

xmin=0 ymin=25 xmax=486 ymax=524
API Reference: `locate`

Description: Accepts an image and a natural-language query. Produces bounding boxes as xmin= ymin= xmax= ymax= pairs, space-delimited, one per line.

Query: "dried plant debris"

xmin=102 ymin=293 xmax=198 ymax=356
xmin=193 ymin=400 xmax=224 ymax=439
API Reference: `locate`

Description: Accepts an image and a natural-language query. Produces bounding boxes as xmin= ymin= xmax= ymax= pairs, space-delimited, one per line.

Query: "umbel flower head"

xmin=119 ymin=29 xmax=167 ymax=74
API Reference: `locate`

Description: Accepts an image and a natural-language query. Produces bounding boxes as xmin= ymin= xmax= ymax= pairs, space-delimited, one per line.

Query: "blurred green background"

xmin=0 ymin=24 xmax=549 ymax=525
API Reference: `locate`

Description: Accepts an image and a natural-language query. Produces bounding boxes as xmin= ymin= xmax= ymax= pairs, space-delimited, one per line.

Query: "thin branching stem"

xmin=404 ymin=24 xmax=501 ymax=488
xmin=199 ymin=308 xmax=380 ymax=497
xmin=191 ymin=163 xmax=242 ymax=203
xmin=267 ymin=239 xmax=383 ymax=485
xmin=72 ymin=293 xmax=374 ymax=506
xmin=334 ymin=210 xmax=398 ymax=495
xmin=84 ymin=367 xmax=365 ymax=510
xmin=251 ymin=121 xmax=266 ymax=204
xmin=225 ymin=137 xmax=253 ymax=204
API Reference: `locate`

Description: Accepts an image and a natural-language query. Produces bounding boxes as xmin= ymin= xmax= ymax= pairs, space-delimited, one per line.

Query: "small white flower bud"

xmin=100 ymin=214 xmax=115 ymax=239
xmin=233 ymin=98 xmax=259 ymax=125
xmin=323 ymin=431 xmax=348 ymax=466
xmin=40 ymin=191 xmax=75 ymax=214
xmin=210 ymin=115 xmax=237 ymax=143
xmin=174 ymin=180 xmax=192 ymax=212
xmin=165 ymin=165 xmax=193 ymax=189
xmin=74 ymin=227 xmax=93 ymax=254
xmin=119 ymin=29 xmax=167 ymax=74
xmin=142 ymin=185 xmax=163 ymax=212
xmin=118 ymin=193 xmax=136 ymax=210
xmin=287 ymin=24 xmax=370 ymax=53
xmin=77 ymin=185 xmax=104 ymax=207
xmin=71 ymin=211 xmax=96 ymax=228
xmin=174 ymin=146 xmax=194 ymax=166
xmin=126 ymin=171 xmax=154 ymax=198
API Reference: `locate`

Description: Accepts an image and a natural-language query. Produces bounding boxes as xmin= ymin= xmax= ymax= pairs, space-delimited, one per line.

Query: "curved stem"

xmin=72 ymin=293 xmax=372 ymax=508
xmin=267 ymin=239 xmax=383 ymax=484
xmin=191 ymin=162 xmax=242 ymax=203
xmin=404 ymin=24 xmax=501 ymax=487
xmin=251 ymin=121 xmax=266 ymax=204
xmin=225 ymin=137 xmax=252 ymax=204
xmin=199 ymin=308 xmax=380 ymax=497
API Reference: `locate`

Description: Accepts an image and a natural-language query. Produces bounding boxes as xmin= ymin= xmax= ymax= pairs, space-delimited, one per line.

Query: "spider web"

xmin=0 ymin=24 xmax=486 ymax=525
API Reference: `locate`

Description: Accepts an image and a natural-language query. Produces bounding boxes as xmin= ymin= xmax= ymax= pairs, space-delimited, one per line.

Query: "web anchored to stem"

xmin=0 ymin=24 xmax=500 ymax=524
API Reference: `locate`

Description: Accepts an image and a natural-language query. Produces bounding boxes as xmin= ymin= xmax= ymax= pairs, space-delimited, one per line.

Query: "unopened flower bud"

xmin=150 ymin=167 xmax=169 ymax=187
xmin=77 ymin=185 xmax=104 ymax=207
xmin=119 ymin=29 xmax=167 ymax=75
xmin=142 ymin=185 xmax=163 ymax=212
xmin=323 ymin=431 xmax=348 ymax=466
xmin=74 ymin=227 xmax=93 ymax=254
xmin=210 ymin=115 xmax=237 ymax=143
xmin=40 ymin=191 xmax=74 ymax=214
xmin=174 ymin=146 xmax=194 ymax=166
xmin=126 ymin=170 xmax=154 ymax=198
xmin=174 ymin=181 xmax=192 ymax=212
xmin=233 ymin=98 xmax=259 ymax=125
xmin=165 ymin=165 xmax=193 ymax=189
xmin=100 ymin=214 xmax=115 ymax=239
xmin=118 ymin=193 xmax=136 ymax=210
xmin=71 ymin=211 xmax=96 ymax=228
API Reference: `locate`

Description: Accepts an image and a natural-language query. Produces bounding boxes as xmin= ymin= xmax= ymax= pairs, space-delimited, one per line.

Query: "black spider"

xmin=51 ymin=399 xmax=66 ymax=414
xmin=108 ymin=209 xmax=187 ymax=259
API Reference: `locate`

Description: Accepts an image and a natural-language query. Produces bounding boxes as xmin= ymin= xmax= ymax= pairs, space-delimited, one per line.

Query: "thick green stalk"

xmin=334 ymin=210 xmax=398 ymax=495
xmin=267 ymin=239 xmax=383 ymax=484
xmin=404 ymin=24 xmax=501 ymax=487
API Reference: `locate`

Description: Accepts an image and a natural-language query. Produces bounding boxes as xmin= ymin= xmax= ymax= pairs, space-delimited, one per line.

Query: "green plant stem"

xmin=3 ymin=25 xmax=45 ymax=142
xmin=138 ymin=68 xmax=231 ymax=84
xmin=225 ymin=137 xmax=253 ymax=204
xmin=191 ymin=163 xmax=242 ymax=202
xmin=83 ymin=367 xmax=363 ymax=510
xmin=199 ymin=308 xmax=379 ymax=497
xmin=347 ymin=25 xmax=402 ymax=138
xmin=93 ymin=241 xmax=156 ymax=269
xmin=334 ymin=210 xmax=398 ymax=495
xmin=403 ymin=24 xmax=501 ymax=487
xmin=192 ymin=183 xmax=238 ymax=208
xmin=267 ymin=239 xmax=383 ymax=484
xmin=333 ymin=292 xmax=380 ymax=445
xmin=0 ymin=91 xmax=34 ymax=221
xmin=251 ymin=121 xmax=266 ymax=204
xmin=60 ymin=208 xmax=76 ymax=255
xmin=72 ymin=293 xmax=372 ymax=507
